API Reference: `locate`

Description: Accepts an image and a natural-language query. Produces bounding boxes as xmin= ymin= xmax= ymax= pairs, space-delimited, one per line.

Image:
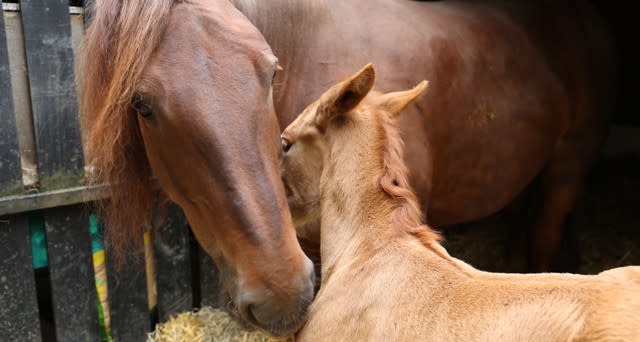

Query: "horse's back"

xmin=271 ymin=0 xmax=617 ymax=225
xmin=391 ymin=0 xmax=617 ymax=225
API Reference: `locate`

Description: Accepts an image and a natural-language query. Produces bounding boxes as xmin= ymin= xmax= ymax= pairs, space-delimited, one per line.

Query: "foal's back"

xmin=304 ymin=234 xmax=640 ymax=341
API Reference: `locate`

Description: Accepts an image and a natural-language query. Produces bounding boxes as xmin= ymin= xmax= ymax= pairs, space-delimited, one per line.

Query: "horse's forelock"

xmin=79 ymin=0 xmax=180 ymax=255
xmin=374 ymin=108 xmax=442 ymax=245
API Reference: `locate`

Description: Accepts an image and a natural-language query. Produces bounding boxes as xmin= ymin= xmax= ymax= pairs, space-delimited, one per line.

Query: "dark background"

xmin=443 ymin=1 xmax=639 ymax=273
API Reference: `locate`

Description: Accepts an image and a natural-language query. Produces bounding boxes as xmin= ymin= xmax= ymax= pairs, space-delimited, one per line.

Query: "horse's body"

xmin=280 ymin=65 xmax=640 ymax=341
xmin=236 ymin=0 xmax=617 ymax=271
xmin=79 ymin=0 xmax=314 ymax=336
xmin=79 ymin=0 xmax=615 ymax=334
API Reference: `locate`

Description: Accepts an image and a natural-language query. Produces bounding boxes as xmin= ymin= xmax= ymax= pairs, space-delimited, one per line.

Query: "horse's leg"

xmin=530 ymin=147 xmax=589 ymax=272
xmin=531 ymin=96 xmax=611 ymax=272
xmin=504 ymin=179 xmax=538 ymax=272
xmin=529 ymin=3 xmax=615 ymax=271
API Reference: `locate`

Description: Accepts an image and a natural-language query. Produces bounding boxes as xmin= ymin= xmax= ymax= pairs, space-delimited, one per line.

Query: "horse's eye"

xmin=281 ymin=137 xmax=292 ymax=153
xmin=131 ymin=93 xmax=152 ymax=118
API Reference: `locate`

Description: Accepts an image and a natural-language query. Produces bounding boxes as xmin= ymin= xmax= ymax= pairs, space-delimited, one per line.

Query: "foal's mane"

xmin=371 ymin=101 xmax=442 ymax=246
xmin=79 ymin=0 xmax=181 ymax=253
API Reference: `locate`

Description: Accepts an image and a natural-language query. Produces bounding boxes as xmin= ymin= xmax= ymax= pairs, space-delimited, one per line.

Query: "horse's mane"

xmin=78 ymin=0 xmax=181 ymax=254
xmin=372 ymin=105 xmax=443 ymax=246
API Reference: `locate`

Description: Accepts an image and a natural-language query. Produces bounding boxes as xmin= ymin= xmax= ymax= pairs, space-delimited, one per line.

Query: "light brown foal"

xmin=280 ymin=64 xmax=640 ymax=341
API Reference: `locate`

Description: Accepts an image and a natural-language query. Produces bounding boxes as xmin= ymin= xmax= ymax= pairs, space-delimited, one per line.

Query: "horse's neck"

xmin=233 ymin=0 xmax=325 ymax=51
xmin=233 ymin=0 xmax=344 ymax=127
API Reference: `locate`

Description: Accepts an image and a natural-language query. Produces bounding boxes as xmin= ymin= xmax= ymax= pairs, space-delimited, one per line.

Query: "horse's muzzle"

xmin=236 ymin=256 xmax=316 ymax=337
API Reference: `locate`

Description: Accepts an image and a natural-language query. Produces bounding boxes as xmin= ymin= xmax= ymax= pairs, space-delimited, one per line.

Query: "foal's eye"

xmin=131 ymin=93 xmax=153 ymax=118
xmin=271 ymin=60 xmax=282 ymax=86
xmin=281 ymin=137 xmax=292 ymax=153
xmin=271 ymin=65 xmax=278 ymax=86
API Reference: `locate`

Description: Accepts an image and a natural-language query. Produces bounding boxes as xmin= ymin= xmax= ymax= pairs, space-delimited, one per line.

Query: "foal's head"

xmin=280 ymin=64 xmax=429 ymax=234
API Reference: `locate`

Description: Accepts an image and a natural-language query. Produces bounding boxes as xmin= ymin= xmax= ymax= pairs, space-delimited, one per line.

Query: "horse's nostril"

xmin=238 ymin=299 xmax=262 ymax=327
xmin=246 ymin=304 xmax=259 ymax=325
xmin=238 ymin=301 xmax=254 ymax=323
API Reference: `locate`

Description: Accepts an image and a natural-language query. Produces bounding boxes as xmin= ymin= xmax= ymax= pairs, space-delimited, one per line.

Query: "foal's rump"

xmin=598 ymin=266 xmax=640 ymax=287
xmin=451 ymin=269 xmax=640 ymax=341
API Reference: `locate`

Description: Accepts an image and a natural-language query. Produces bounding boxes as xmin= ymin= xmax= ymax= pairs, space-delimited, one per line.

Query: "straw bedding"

xmin=147 ymin=307 xmax=295 ymax=342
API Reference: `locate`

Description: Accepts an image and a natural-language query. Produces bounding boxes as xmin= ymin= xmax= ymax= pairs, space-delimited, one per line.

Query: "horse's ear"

xmin=375 ymin=80 xmax=429 ymax=116
xmin=315 ymin=63 xmax=376 ymax=129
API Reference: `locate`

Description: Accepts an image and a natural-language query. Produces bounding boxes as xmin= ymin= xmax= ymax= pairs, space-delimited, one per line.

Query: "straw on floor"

xmin=147 ymin=306 xmax=295 ymax=342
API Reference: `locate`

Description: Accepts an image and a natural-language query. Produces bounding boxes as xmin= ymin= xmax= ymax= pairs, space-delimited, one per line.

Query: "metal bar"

xmin=2 ymin=3 xmax=84 ymax=14
xmin=69 ymin=6 xmax=83 ymax=15
xmin=45 ymin=204 xmax=101 ymax=341
xmin=2 ymin=3 xmax=20 ymax=12
xmin=0 ymin=184 xmax=108 ymax=217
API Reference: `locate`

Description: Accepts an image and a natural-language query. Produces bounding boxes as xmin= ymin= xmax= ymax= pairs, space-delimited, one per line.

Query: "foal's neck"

xmin=319 ymin=108 xmax=471 ymax=284
xmin=318 ymin=112 xmax=408 ymax=274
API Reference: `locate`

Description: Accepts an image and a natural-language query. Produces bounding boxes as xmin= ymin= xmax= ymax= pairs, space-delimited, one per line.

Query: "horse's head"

xmin=280 ymin=64 xmax=428 ymax=234
xmin=80 ymin=0 xmax=313 ymax=336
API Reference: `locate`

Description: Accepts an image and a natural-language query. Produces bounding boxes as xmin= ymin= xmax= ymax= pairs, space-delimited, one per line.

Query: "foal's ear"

xmin=375 ymin=80 xmax=429 ymax=116
xmin=315 ymin=63 xmax=376 ymax=129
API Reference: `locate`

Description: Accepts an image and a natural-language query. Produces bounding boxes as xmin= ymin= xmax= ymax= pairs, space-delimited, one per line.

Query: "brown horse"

xmin=281 ymin=64 xmax=640 ymax=341
xmin=78 ymin=0 xmax=314 ymax=336
xmin=235 ymin=0 xmax=618 ymax=271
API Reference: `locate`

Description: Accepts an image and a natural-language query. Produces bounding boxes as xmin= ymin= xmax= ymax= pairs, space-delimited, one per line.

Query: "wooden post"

xmin=0 ymin=7 xmax=22 ymax=197
xmin=105 ymin=234 xmax=150 ymax=341
xmin=199 ymin=245 xmax=224 ymax=308
xmin=152 ymin=203 xmax=193 ymax=321
xmin=2 ymin=6 xmax=35 ymax=195
xmin=0 ymin=214 xmax=42 ymax=341
xmin=19 ymin=0 xmax=84 ymax=191
xmin=44 ymin=204 xmax=101 ymax=341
